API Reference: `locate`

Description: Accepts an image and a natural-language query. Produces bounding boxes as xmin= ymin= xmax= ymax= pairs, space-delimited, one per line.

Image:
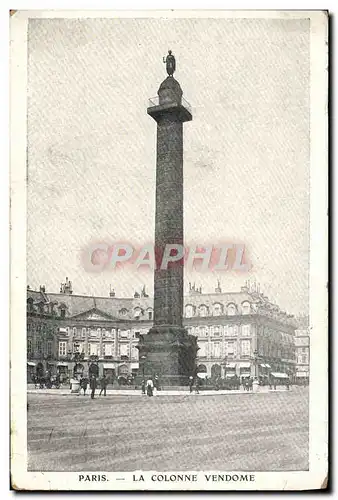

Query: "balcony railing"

xmin=148 ymin=96 xmax=192 ymax=114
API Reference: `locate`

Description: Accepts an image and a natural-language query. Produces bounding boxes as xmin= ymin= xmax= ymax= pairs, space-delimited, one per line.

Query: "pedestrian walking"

xmin=141 ymin=379 xmax=146 ymax=395
xmin=99 ymin=375 xmax=108 ymax=396
xmin=195 ymin=377 xmax=200 ymax=394
xmin=146 ymin=378 xmax=154 ymax=397
xmin=189 ymin=376 xmax=194 ymax=393
xmin=90 ymin=375 xmax=97 ymax=399
xmin=80 ymin=376 xmax=88 ymax=395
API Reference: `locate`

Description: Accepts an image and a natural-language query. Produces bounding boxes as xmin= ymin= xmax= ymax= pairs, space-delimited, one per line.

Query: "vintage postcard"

xmin=10 ymin=9 xmax=328 ymax=491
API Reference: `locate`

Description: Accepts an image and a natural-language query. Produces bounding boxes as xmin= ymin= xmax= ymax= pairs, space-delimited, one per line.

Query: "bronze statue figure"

xmin=163 ymin=50 xmax=176 ymax=77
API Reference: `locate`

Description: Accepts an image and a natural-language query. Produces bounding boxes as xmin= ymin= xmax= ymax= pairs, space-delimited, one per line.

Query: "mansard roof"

xmin=27 ymin=287 xmax=296 ymax=326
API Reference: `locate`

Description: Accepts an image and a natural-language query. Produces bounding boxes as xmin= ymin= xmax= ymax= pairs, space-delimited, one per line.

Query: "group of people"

xmin=242 ymin=377 xmax=254 ymax=391
xmin=189 ymin=376 xmax=202 ymax=394
xmin=32 ymin=371 xmax=61 ymax=389
xmin=79 ymin=374 xmax=108 ymax=399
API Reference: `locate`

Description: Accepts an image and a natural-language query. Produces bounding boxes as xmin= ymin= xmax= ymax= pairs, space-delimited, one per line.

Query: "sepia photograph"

xmin=10 ymin=9 xmax=328 ymax=491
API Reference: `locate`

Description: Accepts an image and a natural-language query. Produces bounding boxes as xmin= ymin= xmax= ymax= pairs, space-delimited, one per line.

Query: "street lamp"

xmin=253 ymin=349 xmax=259 ymax=379
xmin=221 ymin=356 xmax=227 ymax=379
xmin=141 ymin=354 xmax=147 ymax=379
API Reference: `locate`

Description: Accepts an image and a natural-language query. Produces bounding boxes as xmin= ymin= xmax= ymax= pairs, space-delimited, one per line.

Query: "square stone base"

xmin=136 ymin=326 xmax=198 ymax=386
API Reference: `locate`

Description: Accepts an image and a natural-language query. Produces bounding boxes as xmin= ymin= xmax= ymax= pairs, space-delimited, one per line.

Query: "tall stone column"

xmin=137 ymin=54 xmax=198 ymax=386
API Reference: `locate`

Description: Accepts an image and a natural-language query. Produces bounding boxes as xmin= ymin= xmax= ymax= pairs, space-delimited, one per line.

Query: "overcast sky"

xmin=27 ymin=16 xmax=310 ymax=315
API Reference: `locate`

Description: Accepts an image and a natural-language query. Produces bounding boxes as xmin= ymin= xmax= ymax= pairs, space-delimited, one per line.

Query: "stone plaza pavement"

xmin=27 ymin=388 xmax=309 ymax=471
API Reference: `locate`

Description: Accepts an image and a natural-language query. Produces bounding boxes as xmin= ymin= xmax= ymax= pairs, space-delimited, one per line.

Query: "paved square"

xmin=28 ymin=388 xmax=308 ymax=472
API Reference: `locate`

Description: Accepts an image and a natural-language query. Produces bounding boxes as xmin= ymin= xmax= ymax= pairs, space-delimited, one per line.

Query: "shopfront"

xmin=57 ymin=362 xmax=69 ymax=383
xmin=238 ymin=362 xmax=251 ymax=381
xmin=103 ymin=363 xmax=116 ymax=384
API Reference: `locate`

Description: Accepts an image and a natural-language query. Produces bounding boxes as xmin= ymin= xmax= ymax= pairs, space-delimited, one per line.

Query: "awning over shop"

xmin=130 ymin=363 xmax=139 ymax=369
xmin=27 ymin=362 xmax=36 ymax=367
xmin=265 ymin=364 xmax=271 ymax=368
xmin=226 ymin=373 xmax=236 ymax=378
xmin=270 ymin=372 xmax=289 ymax=379
xmin=59 ymin=328 xmax=68 ymax=333
xmin=197 ymin=372 xmax=208 ymax=379
xmin=296 ymin=372 xmax=309 ymax=377
xmin=57 ymin=362 xmax=68 ymax=367
xmin=103 ymin=363 xmax=116 ymax=369
xmin=239 ymin=362 xmax=251 ymax=369
xmin=226 ymin=363 xmax=236 ymax=369
xmin=260 ymin=363 xmax=266 ymax=367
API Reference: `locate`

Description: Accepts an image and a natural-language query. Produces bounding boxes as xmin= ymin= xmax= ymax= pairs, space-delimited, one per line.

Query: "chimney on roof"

xmin=60 ymin=277 xmax=73 ymax=295
xmin=40 ymin=285 xmax=46 ymax=293
xmin=109 ymin=287 xmax=116 ymax=297
xmin=215 ymin=279 xmax=222 ymax=293
xmin=27 ymin=285 xmax=30 ymax=291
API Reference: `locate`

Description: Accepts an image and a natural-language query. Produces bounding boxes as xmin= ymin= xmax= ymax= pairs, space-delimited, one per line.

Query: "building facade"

xmin=294 ymin=315 xmax=310 ymax=384
xmin=26 ymin=279 xmax=297 ymax=384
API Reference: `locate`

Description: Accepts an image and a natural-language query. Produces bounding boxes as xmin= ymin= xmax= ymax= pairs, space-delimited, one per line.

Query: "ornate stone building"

xmin=26 ymin=279 xmax=297 ymax=384
xmin=294 ymin=315 xmax=310 ymax=384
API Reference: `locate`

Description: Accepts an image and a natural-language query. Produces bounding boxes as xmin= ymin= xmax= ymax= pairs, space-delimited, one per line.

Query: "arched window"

xmin=185 ymin=304 xmax=194 ymax=318
xmin=199 ymin=305 xmax=208 ymax=317
xmin=241 ymin=301 xmax=251 ymax=315
xmin=119 ymin=308 xmax=128 ymax=317
xmin=227 ymin=303 xmax=237 ymax=316
xmin=213 ymin=303 xmax=222 ymax=316
xmin=118 ymin=364 xmax=129 ymax=375
xmin=211 ymin=364 xmax=222 ymax=378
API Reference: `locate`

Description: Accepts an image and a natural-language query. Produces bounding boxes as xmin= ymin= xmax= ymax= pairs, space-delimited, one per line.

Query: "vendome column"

xmin=137 ymin=52 xmax=198 ymax=386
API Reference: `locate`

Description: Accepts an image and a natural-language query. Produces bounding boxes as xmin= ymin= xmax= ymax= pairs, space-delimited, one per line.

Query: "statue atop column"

xmin=163 ymin=50 xmax=176 ymax=77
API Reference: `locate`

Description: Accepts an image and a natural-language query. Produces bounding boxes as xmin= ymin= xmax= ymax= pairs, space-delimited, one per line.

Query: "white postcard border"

xmin=10 ymin=9 xmax=328 ymax=491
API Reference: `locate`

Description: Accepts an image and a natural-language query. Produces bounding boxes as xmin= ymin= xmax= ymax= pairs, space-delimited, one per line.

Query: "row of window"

xmin=60 ymin=328 xmax=144 ymax=339
xmin=58 ymin=340 xmax=249 ymax=359
xmin=185 ymin=302 xmax=251 ymax=318
xmin=27 ymin=338 xmax=53 ymax=355
xmin=187 ymin=324 xmax=251 ymax=337
xmin=198 ymin=340 xmax=251 ymax=358
xmin=58 ymin=341 xmax=139 ymax=359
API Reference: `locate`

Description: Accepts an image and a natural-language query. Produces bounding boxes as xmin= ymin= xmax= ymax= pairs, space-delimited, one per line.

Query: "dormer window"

xmin=241 ymin=301 xmax=251 ymax=315
xmin=134 ymin=308 xmax=143 ymax=320
xmin=199 ymin=305 xmax=208 ymax=317
xmin=213 ymin=303 xmax=222 ymax=316
xmin=227 ymin=304 xmax=236 ymax=316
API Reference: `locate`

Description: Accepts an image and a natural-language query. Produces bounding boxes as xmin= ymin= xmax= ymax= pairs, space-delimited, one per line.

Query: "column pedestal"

xmin=137 ymin=327 xmax=198 ymax=386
